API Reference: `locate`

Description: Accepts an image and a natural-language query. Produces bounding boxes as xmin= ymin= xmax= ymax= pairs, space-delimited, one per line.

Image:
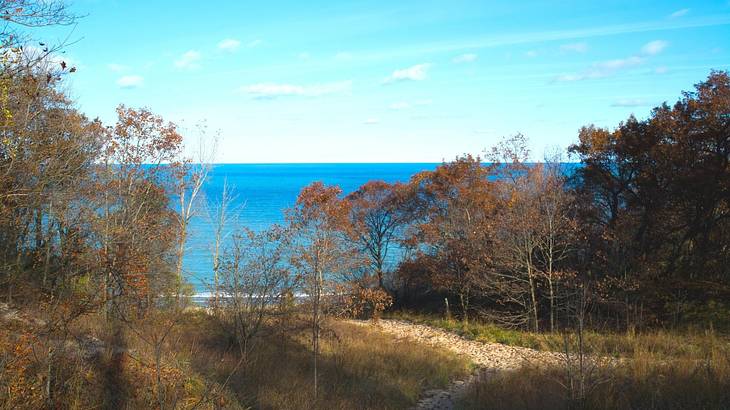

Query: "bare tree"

xmin=534 ymin=158 xmax=577 ymax=332
xmin=486 ymin=134 xmax=543 ymax=330
xmin=1 ymin=1 xmax=79 ymax=79
xmin=217 ymin=225 xmax=292 ymax=359
xmin=208 ymin=177 xmax=239 ymax=309
xmin=173 ymin=126 xmax=217 ymax=294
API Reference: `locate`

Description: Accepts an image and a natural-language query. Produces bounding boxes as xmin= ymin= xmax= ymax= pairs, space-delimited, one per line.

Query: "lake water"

xmin=182 ymin=163 xmax=439 ymax=291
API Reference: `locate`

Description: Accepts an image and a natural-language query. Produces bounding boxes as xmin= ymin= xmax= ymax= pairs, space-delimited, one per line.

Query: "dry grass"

xmin=459 ymin=353 xmax=730 ymax=409
xmin=181 ymin=312 xmax=472 ymax=409
xmin=383 ymin=311 xmax=730 ymax=409
xmin=1 ymin=307 xmax=471 ymax=409
xmin=455 ymin=325 xmax=730 ymax=409
xmin=387 ymin=310 xmax=729 ymax=359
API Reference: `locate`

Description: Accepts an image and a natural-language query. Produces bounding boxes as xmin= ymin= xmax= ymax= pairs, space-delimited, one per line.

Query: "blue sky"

xmin=40 ymin=0 xmax=730 ymax=162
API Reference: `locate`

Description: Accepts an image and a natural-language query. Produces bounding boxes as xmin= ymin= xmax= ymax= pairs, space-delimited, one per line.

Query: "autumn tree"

xmin=533 ymin=161 xmax=577 ymax=332
xmin=492 ymin=167 xmax=542 ymax=330
xmin=95 ymin=105 xmax=183 ymax=313
xmin=404 ymin=155 xmax=498 ymax=322
xmin=0 ymin=60 xmax=104 ymax=405
xmin=570 ymin=70 xmax=730 ymax=326
xmin=346 ymin=180 xmax=406 ymax=290
xmin=492 ymin=161 xmax=577 ymax=332
xmin=1 ymin=0 xmax=78 ymax=77
xmin=287 ymin=182 xmax=361 ymax=399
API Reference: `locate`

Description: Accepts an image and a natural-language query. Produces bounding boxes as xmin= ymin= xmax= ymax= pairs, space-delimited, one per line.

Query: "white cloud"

xmin=243 ymin=80 xmax=352 ymax=98
xmin=560 ymin=42 xmax=588 ymax=53
xmin=554 ymin=41 xmax=668 ymax=82
xmin=556 ymin=56 xmax=645 ymax=82
xmin=384 ymin=63 xmax=430 ymax=83
xmin=363 ymin=118 xmax=380 ymax=125
xmin=611 ymin=98 xmax=648 ymax=107
xmin=217 ymin=39 xmax=241 ymax=51
xmin=389 ymin=102 xmax=411 ymax=110
xmin=452 ymin=53 xmax=477 ymax=63
xmin=525 ymin=50 xmax=539 ymax=58
xmin=641 ymin=40 xmax=668 ymax=55
xmin=670 ymin=8 xmax=689 ymax=18
xmin=107 ymin=63 xmax=128 ymax=72
xmin=555 ymin=73 xmax=595 ymax=82
xmin=246 ymin=39 xmax=263 ymax=48
xmin=174 ymin=50 xmax=201 ymax=69
xmin=11 ymin=46 xmax=79 ymax=71
xmin=298 ymin=52 xmax=311 ymax=60
xmin=117 ymin=75 xmax=143 ymax=89
xmin=326 ymin=17 xmax=729 ymax=61
xmin=595 ymin=55 xmax=644 ymax=70
xmin=415 ymin=99 xmax=433 ymax=106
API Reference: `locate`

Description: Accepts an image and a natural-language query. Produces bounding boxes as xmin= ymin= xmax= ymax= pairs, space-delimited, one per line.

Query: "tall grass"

xmin=182 ymin=313 xmax=472 ymax=409
xmin=386 ymin=311 xmax=729 ymax=358
xmin=459 ymin=347 xmax=730 ymax=409
xmin=454 ymin=323 xmax=730 ymax=409
xmin=3 ymin=306 xmax=471 ymax=409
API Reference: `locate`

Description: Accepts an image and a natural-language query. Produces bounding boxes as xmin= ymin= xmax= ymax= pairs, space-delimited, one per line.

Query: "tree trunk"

xmin=43 ymin=199 xmax=53 ymax=288
xmin=155 ymin=344 xmax=164 ymax=410
xmin=529 ymin=275 xmax=539 ymax=332
xmin=312 ymin=268 xmax=322 ymax=401
xmin=45 ymin=345 xmax=54 ymax=405
xmin=548 ymin=277 xmax=555 ymax=332
xmin=459 ymin=291 xmax=468 ymax=324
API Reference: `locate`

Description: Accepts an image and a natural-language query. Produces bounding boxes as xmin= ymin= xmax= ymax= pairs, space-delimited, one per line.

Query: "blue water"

xmin=182 ymin=163 xmax=439 ymax=290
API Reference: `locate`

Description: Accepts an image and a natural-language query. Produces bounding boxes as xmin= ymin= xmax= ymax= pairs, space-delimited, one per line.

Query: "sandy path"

xmin=351 ymin=319 xmax=564 ymax=409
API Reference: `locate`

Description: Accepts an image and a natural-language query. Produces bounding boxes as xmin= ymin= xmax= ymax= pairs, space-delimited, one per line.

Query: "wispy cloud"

xmin=217 ymin=39 xmax=240 ymax=51
xmin=174 ymin=50 xmax=201 ymax=69
xmin=389 ymin=102 xmax=411 ymax=110
xmin=334 ymin=16 xmax=729 ymax=62
xmin=363 ymin=118 xmax=380 ymax=125
xmin=554 ymin=73 xmax=590 ymax=82
xmin=117 ymin=75 xmax=143 ymax=89
xmin=242 ymin=80 xmax=352 ymax=98
xmin=595 ymin=55 xmax=645 ymax=70
xmin=246 ymin=39 xmax=263 ymax=48
xmin=384 ymin=63 xmax=430 ymax=83
xmin=670 ymin=8 xmax=690 ymax=18
xmin=452 ymin=53 xmax=477 ymax=63
xmin=641 ymin=40 xmax=668 ymax=55
xmin=560 ymin=42 xmax=588 ymax=53
xmin=555 ymin=40 xmax=667 ymax=82
xmin=525 ymin=50 xmax=539 ymax=58
xmin=611 ymin=98 xmax=648 ymax=107
xmin=107 ymin=63 xmax=128 ymax=72
xmin=555 ymin=56 xmax=644 ymax=82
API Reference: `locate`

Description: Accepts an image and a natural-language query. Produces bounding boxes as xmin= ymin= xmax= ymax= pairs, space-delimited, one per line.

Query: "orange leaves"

xmin=291 ymin=181 xmax=354 ymax=236
xmin=106 ymin=105 xmax=184 ymax=166
xmin=0 ymin=332 xmax=44 ymax=408
xmin=335 ymin=283 xmax=393 ymax=320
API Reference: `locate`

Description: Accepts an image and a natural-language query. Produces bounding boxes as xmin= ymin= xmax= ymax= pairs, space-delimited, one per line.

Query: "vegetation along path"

xmin=352 ymin=319 xmax=564 ymax=410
